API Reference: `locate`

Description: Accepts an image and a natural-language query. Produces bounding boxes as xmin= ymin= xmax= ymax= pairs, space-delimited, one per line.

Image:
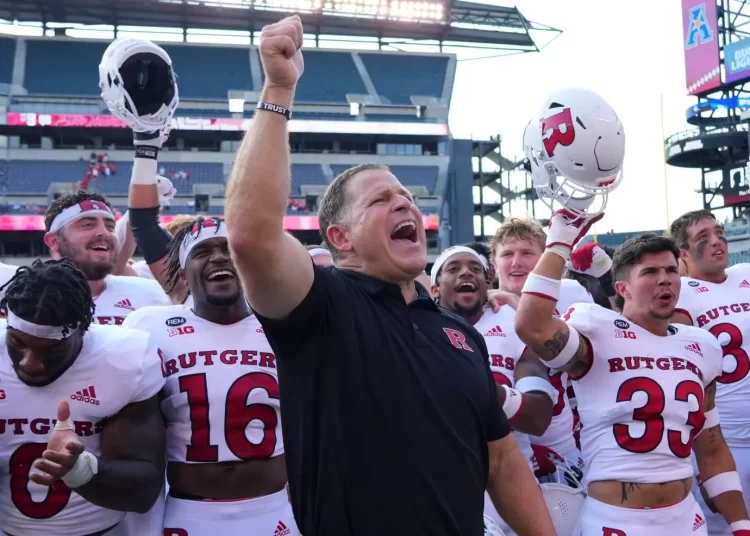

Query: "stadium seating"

xmin=291 ymin=51 xmax=367 ymax=103
xmin=330 ymin=165 xmax=438 ymax=193
xmin=25 ymin=40 xmax=108 ymax=96
xmin=0 ymin=37 xmax=15 ymax=90
xmin=360 ymin=54 xmax=448 ymax=105
xmin=162 ymin=44 xmax=254 ymax=100
xmin=290 ymin=164 xmax=327 ymax=195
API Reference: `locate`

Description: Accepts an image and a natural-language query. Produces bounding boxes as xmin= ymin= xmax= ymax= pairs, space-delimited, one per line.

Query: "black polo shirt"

xmin=256 ymin=265 xmax=510 ymax=536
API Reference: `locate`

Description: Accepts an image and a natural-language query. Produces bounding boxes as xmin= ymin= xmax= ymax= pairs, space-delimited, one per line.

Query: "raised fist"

xmin=259 ymin=16 xmax=305 ymax=90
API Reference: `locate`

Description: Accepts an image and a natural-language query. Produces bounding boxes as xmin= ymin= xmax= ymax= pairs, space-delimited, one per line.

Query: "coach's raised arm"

xmin=225 ymin=16 xmax=312 ymax=319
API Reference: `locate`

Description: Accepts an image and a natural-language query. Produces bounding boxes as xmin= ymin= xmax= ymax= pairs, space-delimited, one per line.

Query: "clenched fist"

xmin=259 ymin=16 xmax=305 ymax=90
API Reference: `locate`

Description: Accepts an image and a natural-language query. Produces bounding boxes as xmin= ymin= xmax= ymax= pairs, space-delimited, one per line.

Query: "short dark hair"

xmin=318 ymin=163 xmax=390 ymax=260
xmin=44 ymin=191 xmax=113 ymax=232
xmin=612 ymin=233 xmax=680 ymax=310
xmin=669 ymin=209 xmax=716 ymax=250
xmin=0 ymin=258 xmax=94 ymax=337
xmin=463 ymin=242 xmax=492 ymax=266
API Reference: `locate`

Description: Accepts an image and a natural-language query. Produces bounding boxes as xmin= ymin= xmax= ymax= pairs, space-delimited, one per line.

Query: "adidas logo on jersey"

xmin=741 ymin=280 xmax=750 ymax=288
xmin=484 ymin=326 xmax=506 ymax=337
xmin=685 ymin=343 xmax=703 ymax=357
xmin=693 ymin=513 xmax=705 ymax=531
xmin=114 ymin=299 xmax=135 ymax=311
xmin=71 ymin=386 xmax=100 ymax=406
xmin=274 ymin=521 xmax=291 ymax=536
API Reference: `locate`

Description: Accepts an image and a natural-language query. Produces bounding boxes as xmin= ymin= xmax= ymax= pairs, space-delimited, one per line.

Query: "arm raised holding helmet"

xmin=225 ymin=16 xmax=314 ymax=320
xmin=99 ymin=39 xmax=186 ymax=302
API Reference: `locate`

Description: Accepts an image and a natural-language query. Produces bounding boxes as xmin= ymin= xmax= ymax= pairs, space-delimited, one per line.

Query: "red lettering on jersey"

xmin=164 ymin=358 xmax=179 ymax=377
xmin=220 ymin=349 xmax=238 ymax=365
xmin=96 ymin=316 xmax=125 ymax=326
xmin=695 ymin=286 xmax=709 ymax=294
xmin=29 ymin=418 xmax=51 ymax=435
xmin=541 ymin=108 xmax=575 ymax=157
xmin=607 ymin=357 xmax=703 ymax=381
xmin=179 ymin=352 xmax=197 ymax=369
xmin=8 ymin=418 xmax=28 ymax=434
xmin=158 ymin=348 xmax=168 ymax=378
xmin=75 ymin=421 xmax=93 ymax=437
xmin=169 ymin=326 xmax=195 ymax=337
xmin=241 ymin=350 xmax=258 ymax=365
xmin=0 ymin=389 xmax=6 ymax=400
xmin=0 ymin=418 xmax=103 ymax=436
xmin=490 ymin=354 xmax=515 ymax=371
xmin=614 ymin=330 xmax=636 ymax=339
xmin=443 ymin=328 xmax=473 ymax=352
xmin=259 ymin=352 xmax=276 ymax=369
xmin=603 ymin=529 xmax=626 ymax=536
xmin=199 ymin=350 xmax=217 ymax=366
xmin=164 ymin=529 xmax=188 ymax=536
xmin=696 ymin=303 xmax=750 ymax=327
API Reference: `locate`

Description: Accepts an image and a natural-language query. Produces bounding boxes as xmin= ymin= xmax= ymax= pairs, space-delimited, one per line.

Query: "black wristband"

xmin=257 ymin=101 xmax=292 ymax=120
xmin=134 ymin=145 xmax=159 ymax=160
xmin=599 ymin=271 xmax=616 ymax=297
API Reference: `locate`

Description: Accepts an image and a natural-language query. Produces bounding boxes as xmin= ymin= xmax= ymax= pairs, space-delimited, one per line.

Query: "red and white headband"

xmin=308 ymin=248 xmax=331 ymax=258
xmin=49 ymin=200 xmax=114 ymax=233
xmin=7 ymin=310 xmax=78 ymax=340
xmin=430 ymin=246 xmax=489 ymax=286
xmin=179 ymin=218 xmax=228 ymax=268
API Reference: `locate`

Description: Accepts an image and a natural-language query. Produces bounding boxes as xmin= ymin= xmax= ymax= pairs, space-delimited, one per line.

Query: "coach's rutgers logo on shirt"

xmin=443 ymin=328 xmax=474 ymax=352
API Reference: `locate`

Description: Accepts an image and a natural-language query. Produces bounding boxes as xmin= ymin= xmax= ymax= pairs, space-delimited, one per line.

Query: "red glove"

xmin=572 ymin=408 xmax=583 ymax=451
xmin=531 ymin=444 xmax=564 ymax=478
xmin=546 ymin=209 xmax=604 ymax=261
xmin=567 ymin=242 xmax=612 ymax=278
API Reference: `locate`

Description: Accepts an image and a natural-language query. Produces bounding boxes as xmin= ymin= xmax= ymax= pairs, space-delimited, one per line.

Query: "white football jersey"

xmin=0 ymin=325 xmax=165 ymax=536
xmin=534 ymin=278 xmax=594 ymax=454
xmin=92 ymin=274 xmax=171 ymax=326
xmin=563 ymin=302 xmax=722 ymax=483
xmin=474 ymin=306 xmax=534 ymax=465
xmin=675 ymin=263 xmax=750 ymax=446
xmin=130 ymin=259 xmax=156 ymax=280
xmin=123 ymin=305 xmax=283 ymax=464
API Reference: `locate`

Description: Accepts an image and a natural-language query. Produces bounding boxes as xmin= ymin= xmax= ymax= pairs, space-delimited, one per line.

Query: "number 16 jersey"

xmin=123 ymin=305 xmax=284 ymax=464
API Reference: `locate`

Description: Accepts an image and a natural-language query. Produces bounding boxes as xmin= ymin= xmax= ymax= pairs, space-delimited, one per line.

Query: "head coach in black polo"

xmin=225 ymin=15 xmax=555 ymax=536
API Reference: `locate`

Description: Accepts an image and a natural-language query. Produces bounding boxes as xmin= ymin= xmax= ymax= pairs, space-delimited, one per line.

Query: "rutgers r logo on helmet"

xmin=524 ymin=87 xmax=626 ymax=218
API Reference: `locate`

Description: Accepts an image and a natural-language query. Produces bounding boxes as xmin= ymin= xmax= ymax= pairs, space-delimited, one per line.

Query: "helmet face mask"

xmin=99 ymin=39 xmax=179 ymax=135
xmin=538 ymin=458 xmax=586 ymax=535
xmin=524 ymin=88 xmax=625 ymax=217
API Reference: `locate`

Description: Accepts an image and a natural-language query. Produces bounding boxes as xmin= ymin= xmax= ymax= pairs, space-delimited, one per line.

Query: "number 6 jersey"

xmin=123 ymin=305 xmax=284 ymax=464
xmin=562 ymin=303 xmax=722 ymax=484
xmin=675 ymin=263 xmax=750 ymax=447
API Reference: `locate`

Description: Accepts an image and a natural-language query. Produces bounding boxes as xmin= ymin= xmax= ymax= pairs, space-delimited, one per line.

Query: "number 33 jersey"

xmin=675 ymin=263 xmax=750 ymax=447
xmin=123 ymin=305 xmax=284 ymax=464
xmin=562 ymin=303 xmax=722 ymax=484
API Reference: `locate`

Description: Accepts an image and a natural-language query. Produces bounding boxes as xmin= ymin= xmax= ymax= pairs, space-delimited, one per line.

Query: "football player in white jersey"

xmin=516 ymin=217 xmax=750 ymax=535
xmin=670 ymin=209 xmax=750 ymax=535
xmin=490 ymin=218 xmax=591 ymax=472
xmin=43 ymin=191 xmax=171 ymax=327
xmin=123 ymin=216 xmax=298 ymax=536
xmin=0 ymin=258 xmax=166 ymax=536
xmin=430 ymin=245 xmax=555 ymax=535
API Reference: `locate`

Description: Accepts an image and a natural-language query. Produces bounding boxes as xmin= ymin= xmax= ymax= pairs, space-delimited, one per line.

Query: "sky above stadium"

xmin=449 ymin=0 xmax=703 ymax=236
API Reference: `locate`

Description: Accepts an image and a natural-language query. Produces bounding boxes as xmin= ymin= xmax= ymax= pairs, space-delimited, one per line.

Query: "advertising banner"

xmin=683 ymin=0 xmax=721 ymax=95
xmin=725 ymin=38 xmax=750 ymax=84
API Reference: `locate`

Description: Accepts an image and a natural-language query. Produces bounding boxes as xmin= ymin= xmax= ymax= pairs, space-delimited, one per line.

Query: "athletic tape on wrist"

xmin=521 ymin=273 xmax=561 ymax=302
xmin=703 ymin=471 xmax=743 ymax=498
xmin=130 ymin=157 xmax=158 ymax=186
xmin=703 ymin=408 xmax=720 ymax=429
xmin=730 ymin=520 xmax=750 ymax=532
xmin=61 ymin=450 xmax=98 ymax=489
xmin=501 ymin=385 xmax=523 ymax=419
xmin=547 ymin=243 xmax=572 ymax=262
xmin=54 ymin=418 xmax=75 ymax=432
xmin=543 ymin=326 xmax=581 ymax=370
xmin=515 ymin=376 xmax=557 ymax=404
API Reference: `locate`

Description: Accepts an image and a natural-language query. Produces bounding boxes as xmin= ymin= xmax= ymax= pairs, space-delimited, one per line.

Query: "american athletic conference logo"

xmin=686 ymin=3 xmax=714 ymax=49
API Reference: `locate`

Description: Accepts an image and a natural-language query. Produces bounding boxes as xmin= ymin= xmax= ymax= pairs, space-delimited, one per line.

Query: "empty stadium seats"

xmin=360 ymin=53 xmax=448 ymax=105
xmin=0 ymin=37 xmax=15 ymax=90
xmin=330 ymin=164 xmax=438 ymax=193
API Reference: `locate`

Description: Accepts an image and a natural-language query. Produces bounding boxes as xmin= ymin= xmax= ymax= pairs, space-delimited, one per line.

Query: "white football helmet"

xmin=524 ymin=87 xmax=625 ymax=217
xmin=483 ymin=515 xmax=506 ymax=536
xmin=99 ymin=38 xmax=179 ymax=134
xmin=538 ymin=459 xmax=586 ymax=536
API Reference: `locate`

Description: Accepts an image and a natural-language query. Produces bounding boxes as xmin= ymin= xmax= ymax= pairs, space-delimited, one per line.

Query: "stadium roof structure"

xmin=0 ymin=0 xmax=561 ymax=51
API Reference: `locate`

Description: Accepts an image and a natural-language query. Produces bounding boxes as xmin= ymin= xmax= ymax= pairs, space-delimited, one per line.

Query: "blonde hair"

xmin=165 ymin=215 xmax=197 ymax=237
xmin=490 ymin=218 xmax=546 ymax=261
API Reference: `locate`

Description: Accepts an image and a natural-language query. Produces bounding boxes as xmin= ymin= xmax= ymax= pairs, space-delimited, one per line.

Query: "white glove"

xmin=156 ymin=175 xmax=176 ymax=205
xmin=546 ymin=209 xmax=604 ymax=261
xmin=566 ymin=242 xmax=612 ymax=278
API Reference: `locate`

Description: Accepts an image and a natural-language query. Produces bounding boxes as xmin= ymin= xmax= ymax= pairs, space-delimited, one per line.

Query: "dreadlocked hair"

xmin=0 ymin=258 xmax=94 ymax=337
xmin=164 ymin=216 xmax=226 ymax=293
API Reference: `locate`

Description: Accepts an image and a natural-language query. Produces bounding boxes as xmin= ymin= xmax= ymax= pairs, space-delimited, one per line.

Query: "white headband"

xmin=430 ymin=246 xmax=489 ymax=286
xmin=49 ymin=200 xmax=114 ymax=233
xmin=178 ymin=218 xmax=228 ymax=268
xmin=308 ymin=248 xmax=331 ymax=258
xmin=6 ymin=310 xmax=78 ymax=340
